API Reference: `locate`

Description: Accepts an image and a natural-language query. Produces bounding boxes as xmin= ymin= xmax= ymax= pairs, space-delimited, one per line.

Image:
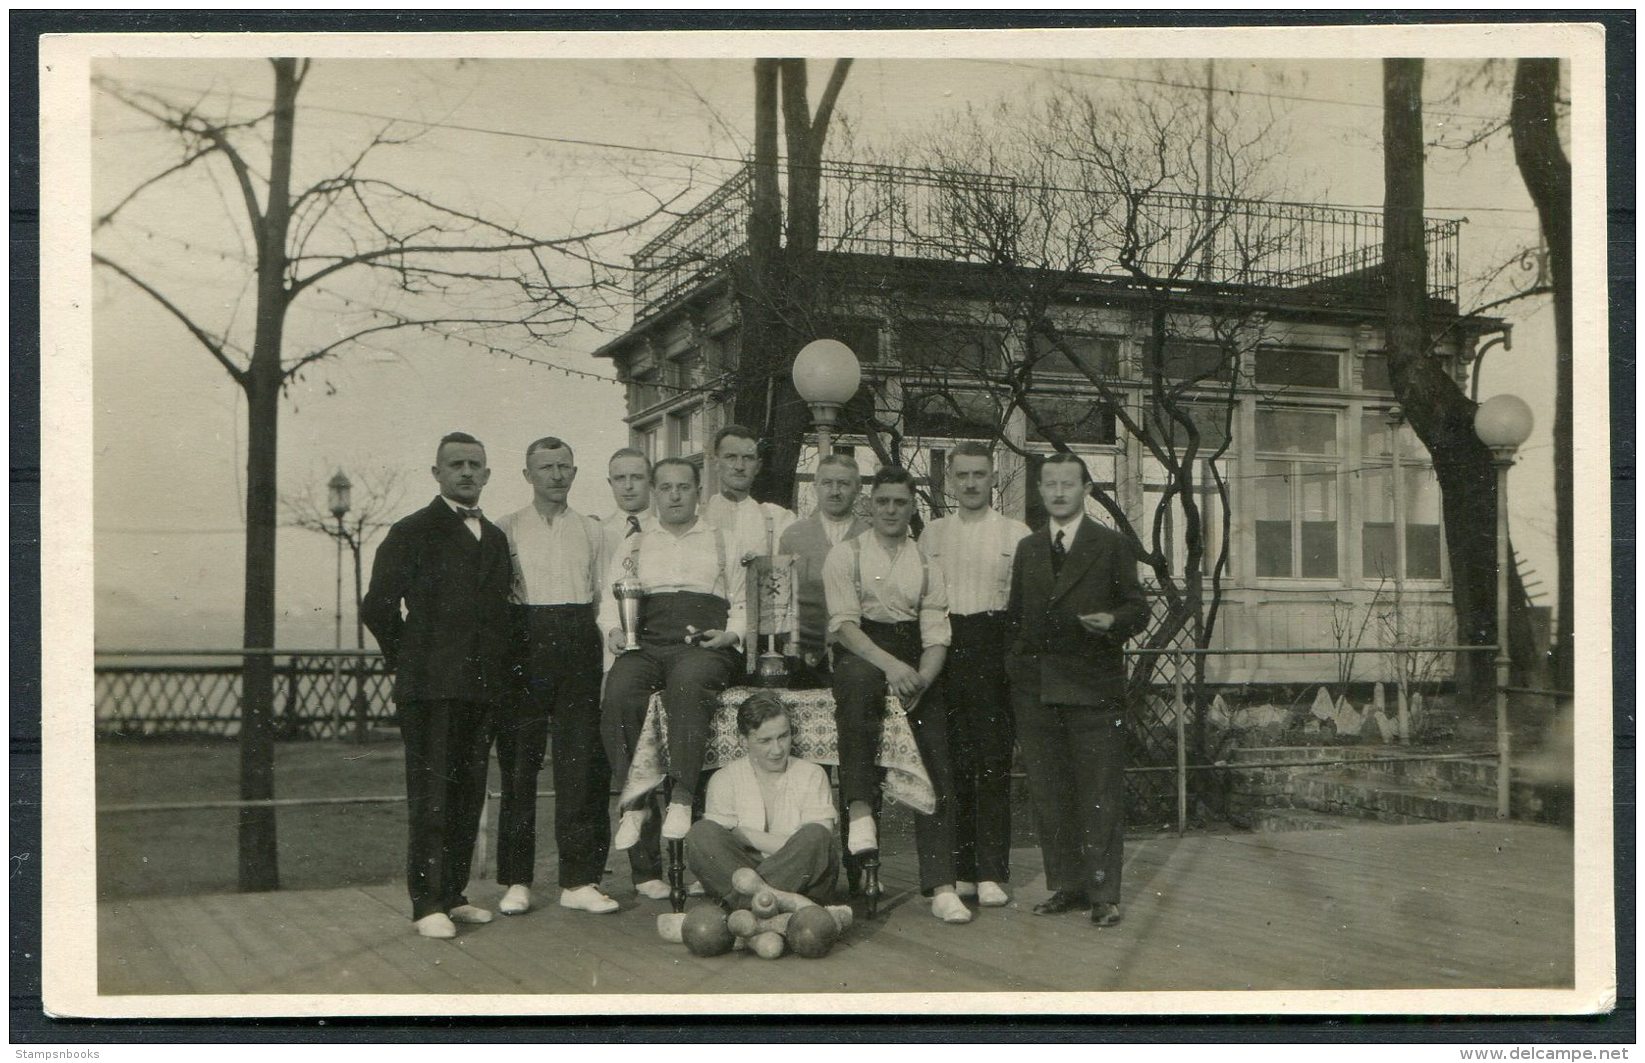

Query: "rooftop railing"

xmin=632 ymin=159 xmax=1460 ymax=319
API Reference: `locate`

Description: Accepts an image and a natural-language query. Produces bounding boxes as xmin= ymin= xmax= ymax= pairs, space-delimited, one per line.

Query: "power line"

xmin=104 ymin=74 xmax=1536 ymax=216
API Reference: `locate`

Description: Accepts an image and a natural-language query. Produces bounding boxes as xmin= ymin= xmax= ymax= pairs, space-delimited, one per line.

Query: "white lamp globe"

xmin=1474 ymin=394 xmax=1535 ymax=451
xmin=791 ymin=339 xmax=861 ymax=406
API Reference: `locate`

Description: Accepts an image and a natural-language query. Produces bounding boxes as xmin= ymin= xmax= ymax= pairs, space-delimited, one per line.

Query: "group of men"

xmin=363 ymin=423 xmax=1146 ymax=940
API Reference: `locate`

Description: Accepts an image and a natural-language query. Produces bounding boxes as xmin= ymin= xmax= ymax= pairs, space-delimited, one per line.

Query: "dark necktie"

xmin=626 ymin=515 xmax=642 ymax=537
xmin=458 ymin=507 xmax=483 ymax=521
xmin=1051 ymin=529 xmax=1067 ymax=574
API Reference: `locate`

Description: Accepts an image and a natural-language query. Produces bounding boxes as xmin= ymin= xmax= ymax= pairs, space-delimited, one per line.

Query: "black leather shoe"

xmin=1091 ymin=902 xmax=1122 ymax=927
xmin=1032 ymin=889 xmax=1090 ymax=916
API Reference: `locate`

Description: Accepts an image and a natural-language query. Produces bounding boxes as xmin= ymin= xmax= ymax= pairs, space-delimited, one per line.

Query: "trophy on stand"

xmin=613 ymin=552 xmax=645 ymax=653
xmin=747 ymin=554 xmax=799 ymax=688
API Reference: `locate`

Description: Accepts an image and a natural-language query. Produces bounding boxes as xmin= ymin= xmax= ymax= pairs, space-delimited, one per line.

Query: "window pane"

xmin=1148 ymin=404 xmax=1231 ymax=453
xmin=1362 ymin=353 xmax=1391 ymax=392
xmin=1254 ymin=460 xmax=1292 ymax=577
xmin=1030 ymin=333 xmax=1120 ymax=378
xmin=1405 ymin=466 xmax=1443 ymax=578
xmin=1157 ymin=339 xmax=1234 ymax=382
xmin=905 ymin=389 xmax=1001 ymax=440
xmin=1255 ymin=348 xmax=1341 ymax=389
xmin=1361 ymin=467 xmax=1397 ymax=581
xmin=1297 ymin=466 xmax=1338 ymax=577
xmin=1361 ymin=414 xmax=1422 ymax=461
xmin=900 ymin=322 xmax=1001 ymax=372
xmin=1025 ymin=396 xmax=1116 ymax=445
xmin=1257 ymin=409 xmax=1338 ymax=456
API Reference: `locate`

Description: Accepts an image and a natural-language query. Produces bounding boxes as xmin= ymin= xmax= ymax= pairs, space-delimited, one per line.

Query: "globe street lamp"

xmin=327 ymin=470 xmax=353 ymax=652
xmin=1473 ymin=394 xmax=1534 ymax=818
xmin=791 ymin=338 xmax=861 ymax=458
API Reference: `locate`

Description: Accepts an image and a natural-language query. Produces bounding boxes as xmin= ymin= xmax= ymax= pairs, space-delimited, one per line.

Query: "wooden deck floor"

xmin=96 ymin=820 xmax=1574 ymax=997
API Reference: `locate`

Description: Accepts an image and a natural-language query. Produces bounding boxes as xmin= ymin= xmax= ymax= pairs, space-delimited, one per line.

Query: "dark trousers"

xmin=497 ymin=605 xmax=607 ymax=889
xmin=1013 ymin=694 xmax=1127 ymax=903
xmin=832 ymin=620 xmax=957 ymax=892
xmin=399 ymin=698 xmax=495 ymax=921
xmin=685 ymin=820 xmax=839 ymax=908
xmin=944 ymin=612 xmax=1015 ymax=884
xmin=601 ymin=641 xmax=737 ymax=804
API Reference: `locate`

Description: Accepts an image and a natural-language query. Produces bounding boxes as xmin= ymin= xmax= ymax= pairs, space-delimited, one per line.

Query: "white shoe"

xmin=559 ymin=884 xmax=619 ymax=914
xmin=686 ymin=879 xmax=706 ymax=897
xmin=955 ymin=880 xmax=977 ymax=898
xmin=634 ymin=878 xmax=672 ymax=901
xmin=977 ymin=881 xmax=1010 ymax=907
xmin=448 ymin=904 xmax=493 ymax=925
xmin=498 ymin=884 xmax=531 ymax=915
xmin=932 ymin=892 xmax=973 ymax=924
xmin=414 ymin=913 xmax=457 ymax=939
xmin=847 ymin=816 xmax=878 ymax=855
xmin=661 ymin=803 xmax=693 ymax=841
xmin=613 ymin=810 xmax=647 ymax=851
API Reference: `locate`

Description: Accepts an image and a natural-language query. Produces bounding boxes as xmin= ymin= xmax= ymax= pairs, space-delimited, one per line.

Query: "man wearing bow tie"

xmin=363 ymin=432 xmax=514 ymax=939
xmin=1005 ymin=452 xmax=1148 ymax=929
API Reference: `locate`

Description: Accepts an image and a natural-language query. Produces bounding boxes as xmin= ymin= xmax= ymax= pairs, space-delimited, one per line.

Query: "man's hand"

xmin=882 ymin=659 xmax=925 ymax=699
xmin=694 ymin=629 xmax=740 ymax=651
xmin=1079 ymin=611 xmax=1116 ymax=634
xmin=740 ymin=549 xmax=761 ymax=566
xmin=606 ymin=629 xmax=631 ymax=655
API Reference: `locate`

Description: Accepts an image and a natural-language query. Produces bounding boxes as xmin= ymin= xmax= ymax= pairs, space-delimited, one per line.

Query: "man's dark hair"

xmin=436 ymin=431 xmax=485 ymax=463
xmin=948 ymin=440 xmax=994 ymax=465
xmin=1039 ymin=451 xmax=1092 ymax=485
xmin=736 ymin=690 xmax=790 ymax=737
xmin=868 ymin=465 xmax=917 ymax=495
xmin=652 ymin=456 xmax=701 ymax=487
xmin=525 ymin=436 xmax=574 ymax=464
xmin=712 ymin=423 xmax=760 ymax=455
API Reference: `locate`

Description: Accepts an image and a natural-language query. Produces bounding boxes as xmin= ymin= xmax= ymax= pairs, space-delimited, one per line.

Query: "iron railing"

xmin=632 ymin=159 xmax=1461 ymax=318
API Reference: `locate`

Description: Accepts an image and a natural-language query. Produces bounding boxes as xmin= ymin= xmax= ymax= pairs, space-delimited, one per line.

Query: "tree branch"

xmin=92 ymin=253 xmax=248 ymax=385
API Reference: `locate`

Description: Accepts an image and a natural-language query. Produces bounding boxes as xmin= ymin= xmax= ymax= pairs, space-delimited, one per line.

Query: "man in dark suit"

xmin=363 ymin=432 xmax=514 ymax=939
xmin=1005 ymin=452 xmax=1149 ymax=928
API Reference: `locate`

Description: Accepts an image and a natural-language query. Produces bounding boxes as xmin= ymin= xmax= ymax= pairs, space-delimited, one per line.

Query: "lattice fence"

xmin=95 ymin=656 xmax=395 ymax=739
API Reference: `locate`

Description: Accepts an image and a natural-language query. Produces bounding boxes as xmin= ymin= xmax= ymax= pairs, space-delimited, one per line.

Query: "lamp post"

xmin=1474 ymin=394 xmax=1534 ymax=818
xmin=791 ymin=338 xmax=862 ymax=459
xmin=327 ymin=470 xmax=353 ymax=738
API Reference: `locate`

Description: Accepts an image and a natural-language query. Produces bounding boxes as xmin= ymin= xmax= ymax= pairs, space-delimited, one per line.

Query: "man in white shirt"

xmin=491 ymin=437 xmax=615 ymax=917
xmin=823 ymin=465 xmax=970 ymax=924
xmin=920 ymin=442 xmax=1031 ymax=910
xmin=593 ymin=447 xmax=668 ymax=899
xmin=600 ymin=458 xmax=747 ymax=848
xmin=701 ymin=423 xmax=796 ymax=564
xmin=777 ymin=454 xmax=869 ymax=686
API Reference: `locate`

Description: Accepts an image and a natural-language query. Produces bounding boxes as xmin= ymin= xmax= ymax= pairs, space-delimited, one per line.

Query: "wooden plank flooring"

xmin=97 ymin=821 xmax=1574 ymax=997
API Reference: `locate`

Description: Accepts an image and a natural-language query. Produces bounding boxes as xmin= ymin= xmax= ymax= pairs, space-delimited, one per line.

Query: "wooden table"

xmin=620 ymin=686 xmax=935 ymax=914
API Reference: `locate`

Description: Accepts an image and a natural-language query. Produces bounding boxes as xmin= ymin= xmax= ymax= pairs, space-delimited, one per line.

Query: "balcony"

xmin=631 ymin=159 xmax=1460 ymax=320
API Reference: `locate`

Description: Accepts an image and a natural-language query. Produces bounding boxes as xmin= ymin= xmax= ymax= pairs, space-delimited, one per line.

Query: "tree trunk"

xmin=1383 ymin=58 xmax=1541 ymax=712
xmin=237 ymin=57 xmax=299 ymax=891
xmin=1510 ymin=58 xmax=1573 ymax=694
xmin=731 ymin=59 xmax=784 ymax=497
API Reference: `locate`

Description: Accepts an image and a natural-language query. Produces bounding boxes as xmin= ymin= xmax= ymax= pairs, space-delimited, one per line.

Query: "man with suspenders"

xmin=491 ymin=436 xmax=615 ymax=916
xmin=600 ymin=457 xmax=747 ymax=848
xmin=920 ymin=442 xmax=1030 ymax=910
xmin=823 ymin=465 xmax=970 ymax=924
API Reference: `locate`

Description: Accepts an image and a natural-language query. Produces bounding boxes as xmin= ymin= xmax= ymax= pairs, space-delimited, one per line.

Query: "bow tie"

xmin=456 ymin=507 xmax=483 ymax=521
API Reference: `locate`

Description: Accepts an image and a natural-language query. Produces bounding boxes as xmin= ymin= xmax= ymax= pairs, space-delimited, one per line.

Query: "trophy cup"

xmin=748 ymin=554 xmax=799 ymax=688
xmin=613 ymin=553 xmax=645 ymax=653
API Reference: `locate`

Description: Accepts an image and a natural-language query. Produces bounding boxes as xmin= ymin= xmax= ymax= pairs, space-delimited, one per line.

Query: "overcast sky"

xmin=87 ymin=53 xmax=1562 ymax=650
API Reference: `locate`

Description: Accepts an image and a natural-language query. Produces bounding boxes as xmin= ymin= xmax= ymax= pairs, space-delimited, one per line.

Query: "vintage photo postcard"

xmin=36 ymin=20 xmax=1616 ymax=1021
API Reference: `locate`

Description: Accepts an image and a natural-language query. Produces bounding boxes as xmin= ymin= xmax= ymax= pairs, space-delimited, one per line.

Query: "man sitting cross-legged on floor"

xmin=685 ymin=691 xmax=839 ymax=908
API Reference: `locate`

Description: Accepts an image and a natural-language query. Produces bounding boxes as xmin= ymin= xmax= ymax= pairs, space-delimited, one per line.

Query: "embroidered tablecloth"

xmin=619 ymin=686 xmax=935 ymax=815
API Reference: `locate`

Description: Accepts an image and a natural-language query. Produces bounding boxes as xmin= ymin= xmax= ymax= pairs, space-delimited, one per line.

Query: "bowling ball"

xmin=787 ymin=905 xmax=840 ymax=959
xmin=681 ymin=906 xmax=735 ymax=957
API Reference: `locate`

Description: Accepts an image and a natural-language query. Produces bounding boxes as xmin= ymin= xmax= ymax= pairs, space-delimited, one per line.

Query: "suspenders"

xmin=625 ymin=524 xmax=730 ymax=599
xmin=850 ymin=534 xmax=930 ymax=611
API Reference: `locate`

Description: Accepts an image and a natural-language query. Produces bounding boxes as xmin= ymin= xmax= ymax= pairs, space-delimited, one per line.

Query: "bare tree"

xmin=92 ymin=59 xmax=677 ymax=889
xmin=283 ymin=467 xmax=404 ymax=650
xmin=1382 ymin=59 xmax=1542 ymax=709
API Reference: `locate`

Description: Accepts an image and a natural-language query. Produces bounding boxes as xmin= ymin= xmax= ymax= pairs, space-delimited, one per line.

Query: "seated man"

xmin=601 ymin=457 xmax=747 ymax=846
xmin=685 ymin=692 xmax=839 ymax=908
